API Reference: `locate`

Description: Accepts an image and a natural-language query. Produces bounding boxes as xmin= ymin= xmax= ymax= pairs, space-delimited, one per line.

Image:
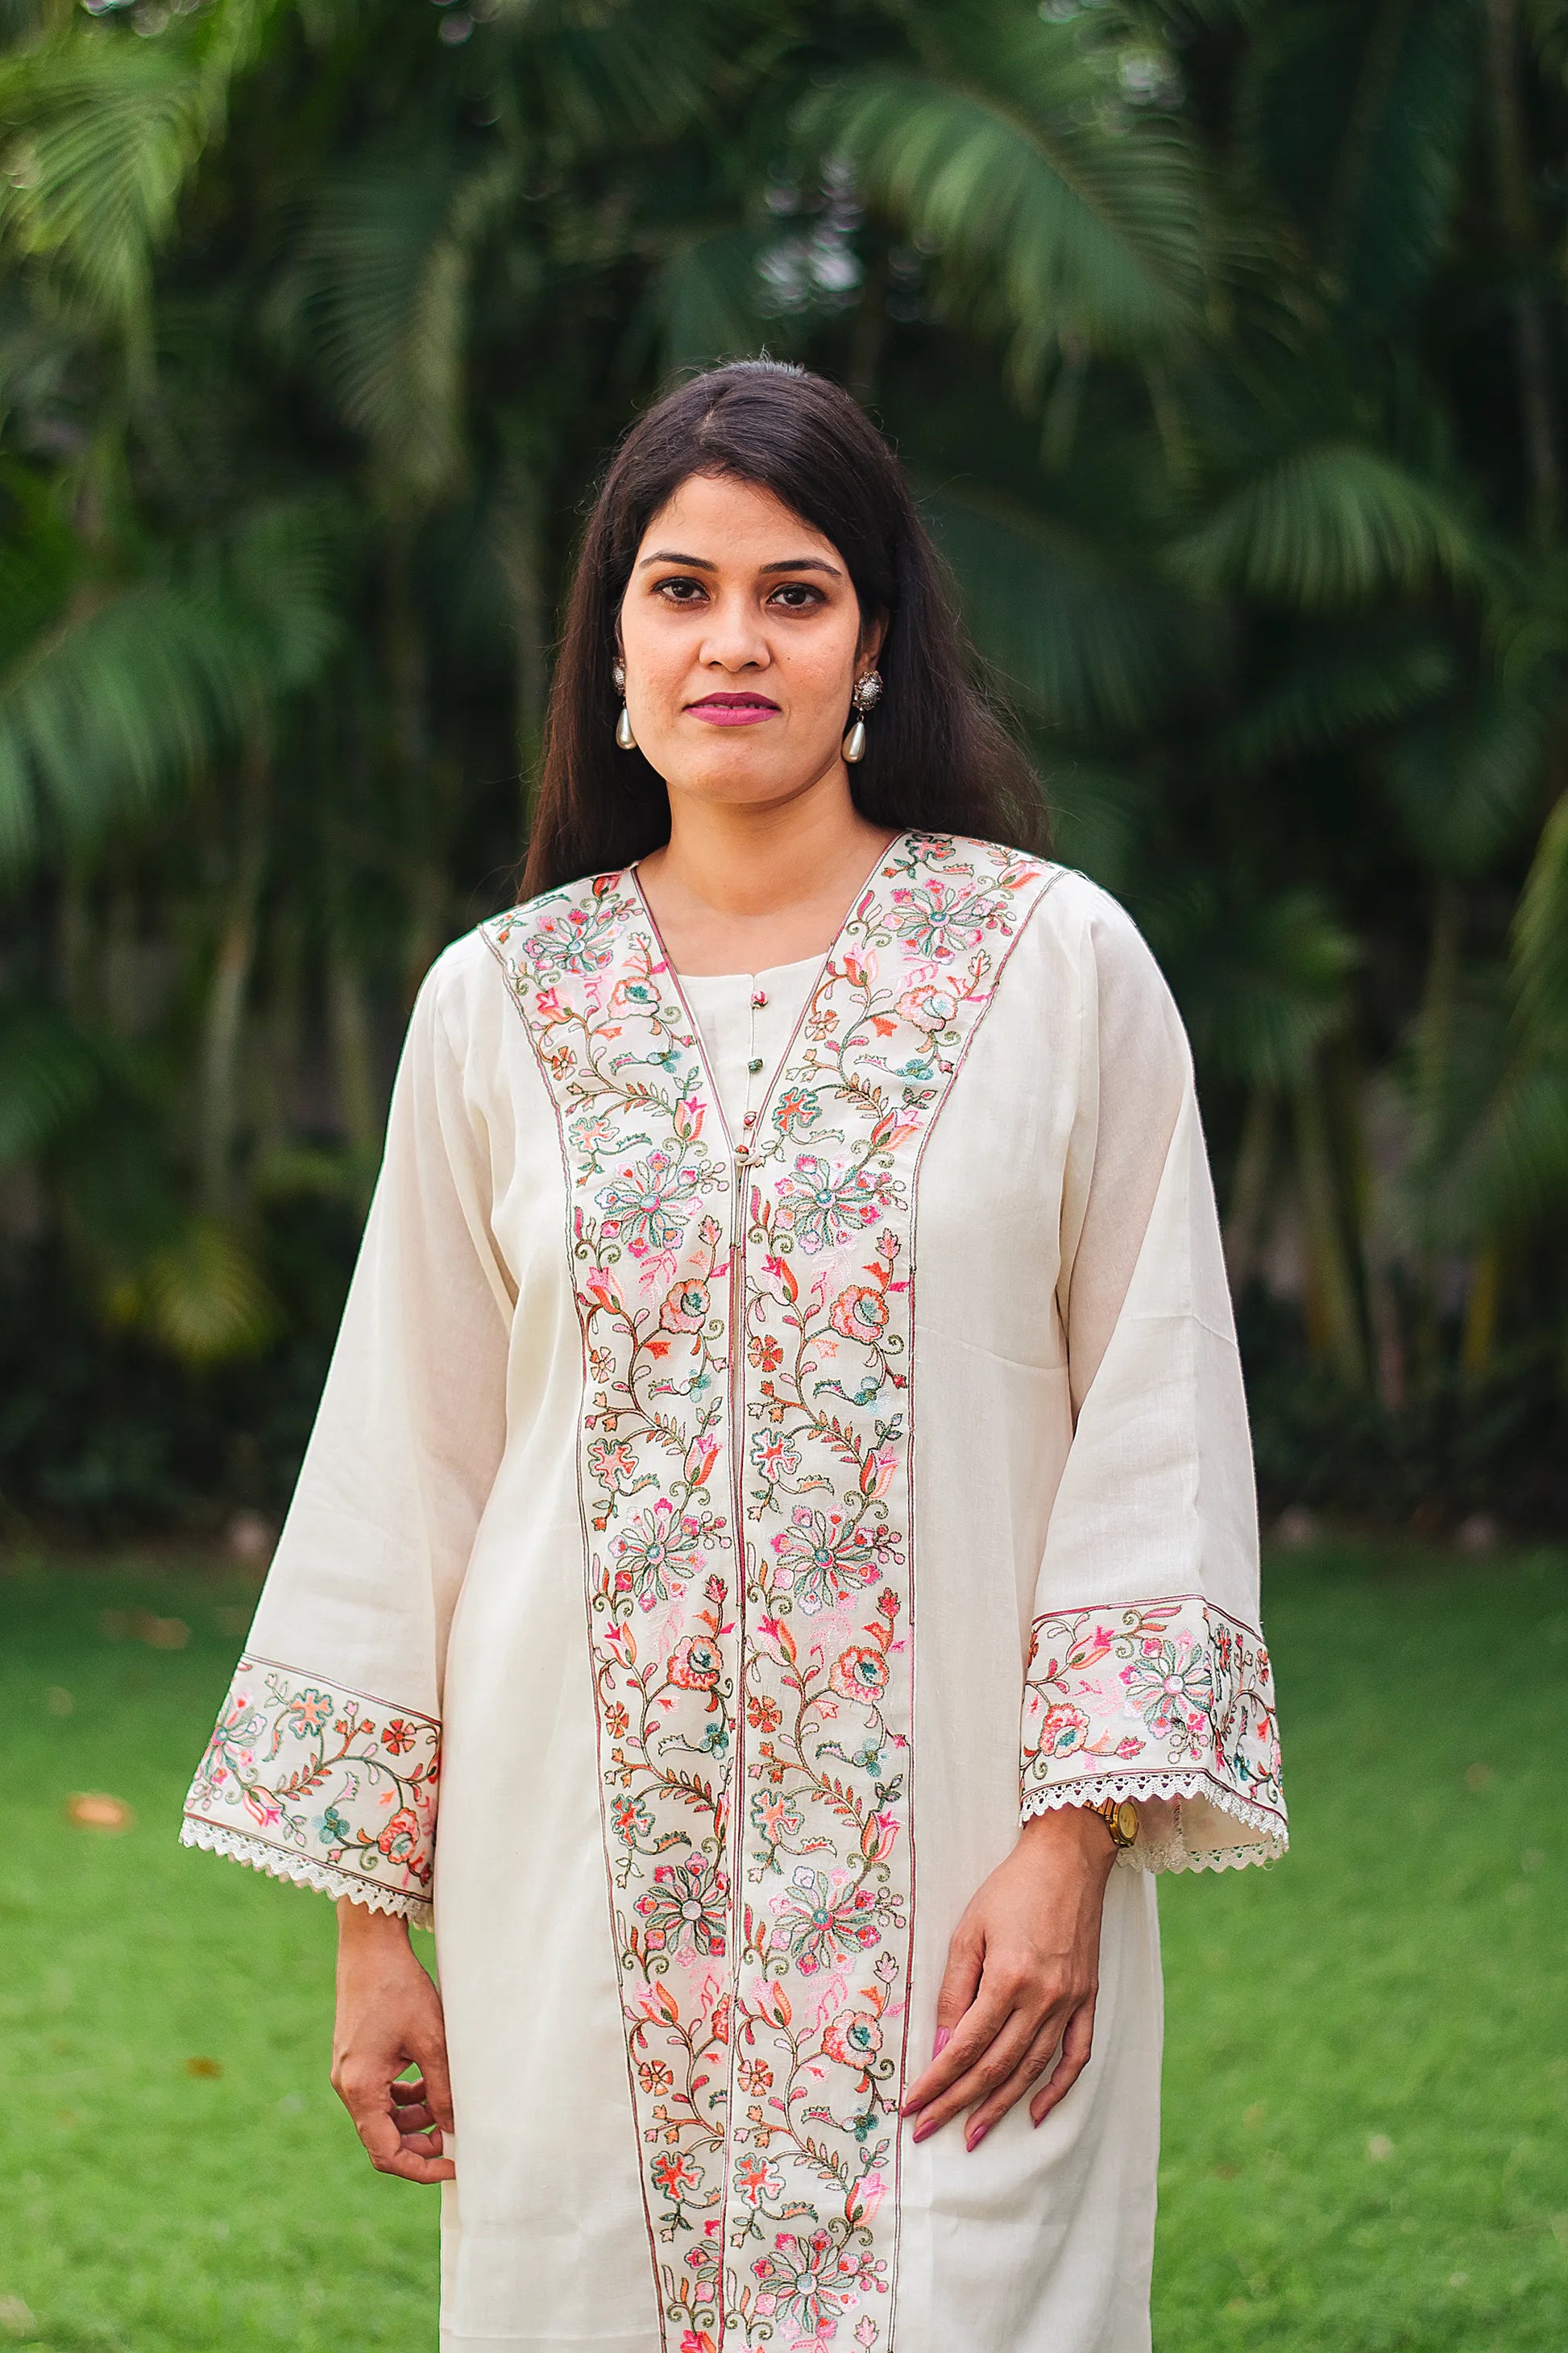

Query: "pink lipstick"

xmin=686 ymin=691 xmax=779 ymax=726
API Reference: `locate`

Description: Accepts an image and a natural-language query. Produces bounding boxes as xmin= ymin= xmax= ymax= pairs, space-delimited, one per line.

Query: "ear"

xmin=859 ymin=608 xmax=889 ymax=670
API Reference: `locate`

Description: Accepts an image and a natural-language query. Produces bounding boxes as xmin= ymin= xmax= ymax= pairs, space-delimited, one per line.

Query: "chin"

xmin=665 ymin=741 xmax=842 ymax=810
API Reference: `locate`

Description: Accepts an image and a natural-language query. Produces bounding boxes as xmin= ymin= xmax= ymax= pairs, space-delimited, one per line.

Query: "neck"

xmin=637 ymin=771 xmax=898 ymax=974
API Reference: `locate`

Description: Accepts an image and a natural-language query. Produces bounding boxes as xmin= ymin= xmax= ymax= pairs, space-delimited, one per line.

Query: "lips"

xmin=686 ymin=692 xmax=780 ymax=724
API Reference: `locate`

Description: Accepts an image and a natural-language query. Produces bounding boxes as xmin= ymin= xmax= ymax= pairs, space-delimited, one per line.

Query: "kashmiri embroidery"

xmin=1018 ymin=1596 xmax=1286 ymax=1850
xmin=181 ymin=1656 xmax=440 ymax=1914
xmin=487 ymin=830 xmax=1055 ymax=2353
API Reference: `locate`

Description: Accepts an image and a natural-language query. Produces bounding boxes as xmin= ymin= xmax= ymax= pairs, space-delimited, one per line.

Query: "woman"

xmin=183 ymin=360 xmax=1286 ymax=2353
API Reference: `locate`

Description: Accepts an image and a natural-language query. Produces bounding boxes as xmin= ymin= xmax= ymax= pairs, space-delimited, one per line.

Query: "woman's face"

xmin=617 ymin=471 xmax=881 ymax=814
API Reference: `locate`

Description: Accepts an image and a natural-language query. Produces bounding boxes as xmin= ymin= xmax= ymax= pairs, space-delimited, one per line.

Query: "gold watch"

xmin=1089 ymin=1796 xmax=1139 ymax=1849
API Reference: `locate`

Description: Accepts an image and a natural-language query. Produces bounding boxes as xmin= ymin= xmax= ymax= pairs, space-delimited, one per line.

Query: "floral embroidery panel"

xmin=1018 ymin=1596 xmax=1286 ymax=1849
xmin=181 ymin=1656 xmax=440 ymax=1914
xmin=487 ymin=832 xmax=1056 ymax=2353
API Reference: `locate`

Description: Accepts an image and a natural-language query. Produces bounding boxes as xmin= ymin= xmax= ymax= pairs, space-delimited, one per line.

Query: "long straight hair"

xmin=521 ymin=360 xmax=1046 ymax=900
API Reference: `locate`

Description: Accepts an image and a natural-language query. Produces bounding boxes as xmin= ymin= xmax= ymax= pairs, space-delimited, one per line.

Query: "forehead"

xmin=637 ymin=471 xmax=840 ymax=563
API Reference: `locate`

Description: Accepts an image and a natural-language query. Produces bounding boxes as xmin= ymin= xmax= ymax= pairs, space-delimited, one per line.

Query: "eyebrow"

xmin=637 ymin=549 xmax=844 ymax=579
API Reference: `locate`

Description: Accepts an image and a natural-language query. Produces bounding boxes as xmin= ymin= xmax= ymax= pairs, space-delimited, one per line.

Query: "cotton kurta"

xmin=182 ymin=830 xmax=1286 ymax=2353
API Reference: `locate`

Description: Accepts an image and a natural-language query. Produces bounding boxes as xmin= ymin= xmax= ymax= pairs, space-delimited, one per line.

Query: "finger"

xmin=902 ymin=1977 xmax=1013 ymax=2117
xmin=351 ymin=2099 xmax=455 ymax=2184
xmin=1029 ymin=1998 xmax=1097 ymax=2128
xmin=900 ymin=1931 xmax=991 ymax=2114
xmin=412 ymin=2031 xmax=455 ymax=2135
xmin=909 ymin=2000 xmax=1052 ymax=2141
xmin=963 ymin=2016 xmax=1068 ymax=2148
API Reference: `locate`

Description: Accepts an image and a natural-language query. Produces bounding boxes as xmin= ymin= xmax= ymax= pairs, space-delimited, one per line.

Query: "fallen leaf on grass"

xmin=0 ymin=2297 xmax=33 ymax=2335
xmin=65 ymin=1792 xmax=135 ymax=1832
xmin=134 ymin=1612 xmax=189 ymax=1650
xmin=1367 ymin=2133 xmax=1394 ymax=2161
xmin=186 ymin=2056 xmax=223 ymax=2079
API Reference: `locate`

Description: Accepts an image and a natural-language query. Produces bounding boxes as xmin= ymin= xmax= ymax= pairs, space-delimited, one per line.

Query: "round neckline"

xmin=675 ymin=951 xmax=825 ymax=987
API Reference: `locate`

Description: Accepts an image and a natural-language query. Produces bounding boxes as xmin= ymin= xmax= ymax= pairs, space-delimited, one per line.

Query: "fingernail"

xmin=932 ymin=2026 xmax=952 ymax=2056
xmin=911 ymin=2115 xmax=936 ymax=2143
xmin=966 ymin=2123 xmax=988 ymax=2152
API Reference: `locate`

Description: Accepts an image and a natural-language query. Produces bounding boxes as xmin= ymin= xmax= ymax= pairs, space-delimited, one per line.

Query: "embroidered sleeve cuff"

xmin=180 ymin=1654 xmax=440 ymax=1927
xmin=1018 ymin=1595 xmax=1287 ymax=1873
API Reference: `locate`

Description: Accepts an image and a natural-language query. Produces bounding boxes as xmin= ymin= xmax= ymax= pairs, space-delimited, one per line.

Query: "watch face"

xmin=1114 ymin=1800 xmax=1139 ymax=1845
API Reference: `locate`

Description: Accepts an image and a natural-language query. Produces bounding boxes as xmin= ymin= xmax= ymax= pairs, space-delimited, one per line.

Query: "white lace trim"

xmin=180 ymin=1816 xmax=433 ymax=1928
xmin=1019 ymin=1770 xmax=1288 ymax=1875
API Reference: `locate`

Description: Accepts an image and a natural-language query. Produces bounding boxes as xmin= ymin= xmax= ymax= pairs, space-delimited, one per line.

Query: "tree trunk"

xmin=327 ymin=933 xmax=381 ymax=1207
xmin=1223 ymin=1082 xmax=1275 ymax=1297
xmin=198 ymin=741 xmax=269 ymax=1214
xmin=1485 ymin=0 xmax=1559 ymax=542
xmin=1292 ymin=1063 xmax=1369 ymax=1389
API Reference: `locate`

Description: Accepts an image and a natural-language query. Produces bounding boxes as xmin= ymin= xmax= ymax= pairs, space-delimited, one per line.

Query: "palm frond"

xmin=1215 ymin=632 xmax=1454 ymax=770
xmin=921 ymin=483 xmax=1201 ymax=734
xmin=657 ymin=226 xmax=772 ymax=374
xmin=1153 ymin=882 xmax=1359 ymax=1089
xmin=1167 ymin=442 xmax=1479 ymax=608
xmin=125 ymin=1214 xmax=280 ymax=1363
xmin=1235 ymin=0 xmax=1476 ymax=317
xmin=1513 ymin=790 xmax=1568 ymax=1045
xmin=803 ymin=19 xmax=1208 ymax=383
xmin=1383 ymin=681 xmax=1553 ymax=877
xmin=0 ymin=498 xmax=342 ymax=877
xmin=288 ymin=156 xmax=512 ymax=501
xmin=0 ymin=1004 xmax=104 ymax=1161
xmin=0 ymin=2 xmax=275 ymax=334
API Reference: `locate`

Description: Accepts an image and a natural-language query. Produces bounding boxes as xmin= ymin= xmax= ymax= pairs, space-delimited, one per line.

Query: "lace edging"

xmin=1019 ymin=1770 xmax=1288 ymax=1875
xmin=180 ymin=1816 xmax=434 ymax=1928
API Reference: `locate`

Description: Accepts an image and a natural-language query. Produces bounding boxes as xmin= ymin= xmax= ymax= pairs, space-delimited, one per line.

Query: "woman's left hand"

xmin=900 ymin=1805 xmax=1117 ymax=2151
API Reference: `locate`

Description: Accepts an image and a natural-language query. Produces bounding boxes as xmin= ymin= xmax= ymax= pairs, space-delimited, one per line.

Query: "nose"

xmin=698 ymin=589 xmax=771 ymax=673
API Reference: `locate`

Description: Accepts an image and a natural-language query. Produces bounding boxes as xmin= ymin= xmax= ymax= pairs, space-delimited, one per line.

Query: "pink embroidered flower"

xmin=375 ymin=1807 xmax=421 ymax=1864
xmin=1038 ymin=1702 xmax=1090 ymax=1759
xmin=769 ymin=1865 xmax=880 ymax=1973
xmin=771 ymin=1508 xmax=892 ymax=1615
xmin=660 ymin=1277 xmax=710 ymax=1332
xmin=612 ymin=1500 xmax=703 ymax=1610
xmin=830 ymin=1645 xmax=889 ymax=1702
xmin=283 ymin=1687 xmax=334 ymax=1737
xmin=380 ymin=1719 xmax=416 ymax=1757
xmin=587 ymin=1435 xmax=640 ymax=1485
xmin=636 ymin=1857 xmax=728 ymax=1957
xmin=829 ymin=1284 xmax=890 ymax=1345
xmin=894 ymin=978 xmax=959 ymax=1032
xmin=821 ymin=2011 xmax=883 ymax=2069
xmin=670 ymin=1636 xmax=723 ymax=1693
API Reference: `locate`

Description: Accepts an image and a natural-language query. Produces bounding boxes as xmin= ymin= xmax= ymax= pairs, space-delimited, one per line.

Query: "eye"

xmin=653 ymin=575 xmax=708 ymax=604
xmin=769 ymin=582 xmax=826 ymax=611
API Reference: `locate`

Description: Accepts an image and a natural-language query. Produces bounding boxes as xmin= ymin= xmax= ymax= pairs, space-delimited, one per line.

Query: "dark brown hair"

xmin=521 ymin=360 xmax=1046 ymax=900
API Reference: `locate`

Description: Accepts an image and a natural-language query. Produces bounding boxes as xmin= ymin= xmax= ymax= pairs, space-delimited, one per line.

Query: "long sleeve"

xmin=180 ymin=947 xmax=512 ymax=1924
xmin=1017 ymin=883 xmax=1287 ymax=1873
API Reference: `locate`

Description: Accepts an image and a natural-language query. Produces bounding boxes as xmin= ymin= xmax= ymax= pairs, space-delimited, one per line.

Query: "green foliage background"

xmin=2 ymin=0 xmax=1568 ymax=1530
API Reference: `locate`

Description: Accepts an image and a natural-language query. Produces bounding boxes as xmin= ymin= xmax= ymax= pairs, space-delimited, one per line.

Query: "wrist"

xmin=336 ymin=1895 xmax=414 ymax=1947
xmin=1018 ymin=1803 xmax=1121 ymax=1870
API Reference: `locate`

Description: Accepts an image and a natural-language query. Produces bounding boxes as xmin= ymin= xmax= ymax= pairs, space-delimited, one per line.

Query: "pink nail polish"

xmin=932 ymin=2026 xmax=952 ymax=2056
xmin=966 ymin=2124 xmax=988 ymax=2152
xmin=911 ymin=2115 xmax=936 ymax=2143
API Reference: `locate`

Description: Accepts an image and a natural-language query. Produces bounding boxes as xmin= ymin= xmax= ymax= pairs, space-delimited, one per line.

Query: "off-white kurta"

xmin=182 ymin=831 xmax=1285 ymax=2353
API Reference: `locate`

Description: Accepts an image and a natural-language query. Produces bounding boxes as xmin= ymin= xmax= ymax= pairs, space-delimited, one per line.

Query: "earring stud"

xmin=843 ymin=670 xmax=882 ymax=765
xmin=612 ymin=658 xmax=636 ymax=751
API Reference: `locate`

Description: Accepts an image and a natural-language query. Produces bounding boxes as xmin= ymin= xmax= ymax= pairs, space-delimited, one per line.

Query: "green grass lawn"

xmin=1 ymin=1544 xmax=1564 ymax=2352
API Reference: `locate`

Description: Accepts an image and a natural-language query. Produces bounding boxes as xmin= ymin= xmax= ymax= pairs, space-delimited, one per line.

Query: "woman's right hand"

xmin=330 ymin=1896 xmax=456 ymax=2183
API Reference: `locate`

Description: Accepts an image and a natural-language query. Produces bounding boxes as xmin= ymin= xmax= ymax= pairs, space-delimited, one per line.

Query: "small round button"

xmin=748 ymin=1056 xmax=764 ymax=1073
xmin=743 ymin=1111 xmax=755 ymax=1127
xmin=752 ymin=990 xmax=768 ymax=1007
